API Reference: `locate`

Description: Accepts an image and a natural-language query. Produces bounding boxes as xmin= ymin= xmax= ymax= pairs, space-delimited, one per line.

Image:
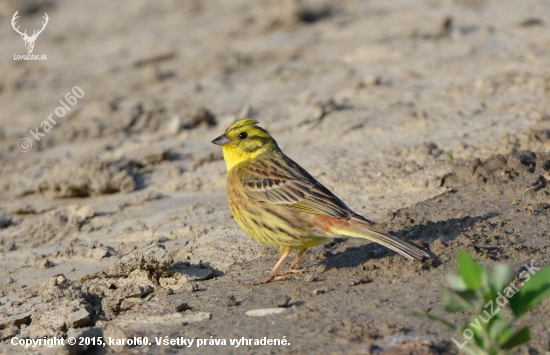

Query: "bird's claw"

xmin=251 ymin=274 xmax=294 ymax=285
xmin=276 ymin=269 xmax=304 ymax=276
xmin=272 ymin=275 xmax=290 ymax=281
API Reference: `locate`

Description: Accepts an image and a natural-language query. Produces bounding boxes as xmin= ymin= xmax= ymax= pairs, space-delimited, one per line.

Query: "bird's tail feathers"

xmin=336 ymin=222 xmax=430 ymax=261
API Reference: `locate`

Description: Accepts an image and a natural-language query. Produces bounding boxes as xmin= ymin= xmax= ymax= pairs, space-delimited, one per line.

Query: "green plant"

xmin=510 ymin=187 xmax=536 ymax=215
xmin=414 ymin=250 xmax=550 ymax=355
xmin=445 ymin=149 xmax=454 ymax=162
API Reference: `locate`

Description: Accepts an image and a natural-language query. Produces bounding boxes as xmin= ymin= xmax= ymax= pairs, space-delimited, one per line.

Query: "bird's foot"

xmin=276 ymin=268 xmax=304 ymax=276
xmin=272 ymin=275 xmax=291 ymax=282
xmin=251 ymin=274 xmax=293 ymax=285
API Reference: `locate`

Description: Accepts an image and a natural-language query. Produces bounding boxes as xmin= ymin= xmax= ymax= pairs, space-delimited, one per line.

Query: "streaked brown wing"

xmin=237 ymin=152 xmax=352 ymax=220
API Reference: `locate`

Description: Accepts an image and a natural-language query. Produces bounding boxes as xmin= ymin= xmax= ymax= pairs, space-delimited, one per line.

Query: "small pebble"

xmin=270 ymin=294 xmax=291 ymax=308
xmin=349 ymin=277 xmax=373 ymax=286
xmin=176 ymin=303 xmax=191 ymax=312
xmin=246 ymin=308 xmax=288 ymax=317
xmin=0 ymin=215 xmax=12 ymax=228
xmin=227 ymin=295 xmax=237 ymax=307
xmin=312 ymin=289 xmax=325 ymax=296
xmin=187 ymin=283 xmax=200 ymax=292
xmin=166 ymin=288 xmax=174 ymax=295
xmin=42 ymin=259 xmax=55 ymax=269
xmin=360 ymin=74 xmax=382 ymax=87
xmin=157 ymin=236 xmax=170 ymax=243
xmin=304 ymin=274 xmax=319 ymax=282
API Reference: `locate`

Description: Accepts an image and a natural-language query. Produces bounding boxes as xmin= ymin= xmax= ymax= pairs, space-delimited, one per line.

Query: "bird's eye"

xmin=238 ymin=132 xmax=248 ymax=140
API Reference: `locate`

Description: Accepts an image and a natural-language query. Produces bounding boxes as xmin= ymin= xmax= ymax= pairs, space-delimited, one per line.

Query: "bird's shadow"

xmin=317 ymin=212 xmax=500 ymax=270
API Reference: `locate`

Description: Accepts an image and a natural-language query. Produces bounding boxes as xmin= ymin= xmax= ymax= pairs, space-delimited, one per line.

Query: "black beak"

xmin=212 ymin=134 xmax=230 ymax=145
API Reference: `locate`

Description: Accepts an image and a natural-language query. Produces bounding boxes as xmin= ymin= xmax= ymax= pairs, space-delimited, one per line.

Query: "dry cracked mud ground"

xmin=1 ymin=0 xmax=549 ymax=354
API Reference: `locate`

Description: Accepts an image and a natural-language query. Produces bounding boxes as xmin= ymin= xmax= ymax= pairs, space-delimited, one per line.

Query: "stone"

xmin=245 ymin=308 xmax=288 ymax=317
xmin=0 ymin=215 xmax=12 ymax=228
xmin=312 ymin=289 xmax=326 ymax=296
xmin=66 ymin=307 xmax=91 ymax=328
xmin=270 ymin=294 xmax=291 ymax=308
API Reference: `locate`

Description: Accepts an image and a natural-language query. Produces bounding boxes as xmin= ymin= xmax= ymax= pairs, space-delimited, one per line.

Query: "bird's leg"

xmin=278 ymin=249 xmax=306 ymax=275
xmin=256 ymin=246 xmax=292 ymax=284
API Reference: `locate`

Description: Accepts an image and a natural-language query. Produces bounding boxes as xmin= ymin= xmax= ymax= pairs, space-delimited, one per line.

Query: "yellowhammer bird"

xmin=212 ymin=118 xmax=430 ymax=284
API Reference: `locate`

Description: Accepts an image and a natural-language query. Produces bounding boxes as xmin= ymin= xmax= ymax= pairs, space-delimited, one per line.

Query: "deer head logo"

xmin=11 ymin=11 xmax=49 ymax=54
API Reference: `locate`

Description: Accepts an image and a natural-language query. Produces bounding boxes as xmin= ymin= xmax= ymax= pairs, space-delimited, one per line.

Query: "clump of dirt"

xmin=0 ymin=274 xmax=93 ymax=341
xmin=73 ymin=243 xmax=174 ymax=320
xmin=0 ymin=243 xmax=214 ymax=345
xmin=35 ymin=158 xmax=139 ymax=198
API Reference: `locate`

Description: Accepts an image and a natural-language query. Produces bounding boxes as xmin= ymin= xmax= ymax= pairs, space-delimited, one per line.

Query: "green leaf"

xmin=510 ymin=265 xmax=550 ymax=317
xmin=442 ymin=289 xmax=477 ymax=313
xmin=457 ymin=250 xmax=488 ymax=290
xmin=407 ymin=310 xmax=456 ymax=330
xmin=459 ymin=325 xmax=486 ymax=352
xmin=497 ymin=327 xmax=513 ymax=346
xmin=487 ymin=313 xmax=510 ymax=342
xmin=447 ymin=273 xmax=468 ymax=291
xmin=500 ymin=326 xmax=530 ymax=349
xmin=489 ymin=263 xmax=514 ymax=294
xmin=460 ymin=344 xmax=485 ymax=355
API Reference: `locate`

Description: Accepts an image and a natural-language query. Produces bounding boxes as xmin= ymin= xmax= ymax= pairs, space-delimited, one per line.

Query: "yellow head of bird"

xmin=212 ymin=118 xmax=277 ymax=171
